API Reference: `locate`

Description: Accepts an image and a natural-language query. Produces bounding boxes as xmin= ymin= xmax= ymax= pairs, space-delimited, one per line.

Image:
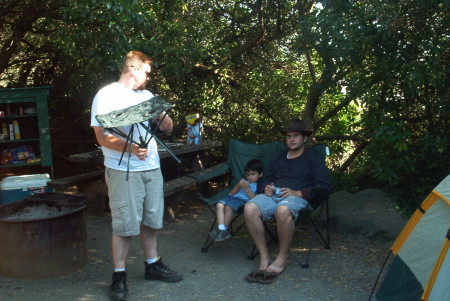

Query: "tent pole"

xmin=368 ymin=250 xmax=392 ymax=301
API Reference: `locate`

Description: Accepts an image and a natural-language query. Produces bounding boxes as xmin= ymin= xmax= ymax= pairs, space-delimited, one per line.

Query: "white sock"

xmin=146 ymin=256 xmax=159 ymax=264
xmin=114 ymin=268 xmax=125 ymax=272
xmin=218 ymin=224 xmax=228 ymax=230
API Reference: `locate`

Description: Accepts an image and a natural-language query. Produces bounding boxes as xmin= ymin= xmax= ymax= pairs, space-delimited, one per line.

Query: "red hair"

xmin=121 ymin=51 xmax=153 ymax=90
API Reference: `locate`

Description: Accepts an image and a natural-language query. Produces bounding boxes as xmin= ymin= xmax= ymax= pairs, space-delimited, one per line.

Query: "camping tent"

xmin=371 ymin=174 xmax=450 ymax=301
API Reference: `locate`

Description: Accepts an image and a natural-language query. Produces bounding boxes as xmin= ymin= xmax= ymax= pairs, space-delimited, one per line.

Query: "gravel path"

xmin=0 ymin=197 xmax=392 ymax=301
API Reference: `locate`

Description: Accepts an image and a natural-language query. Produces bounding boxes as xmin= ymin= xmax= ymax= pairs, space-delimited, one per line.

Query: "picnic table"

xmin=48 ymin=140 xmax=227 ymax=217
xmin=68 ymin=140 xmax=222 ymax=164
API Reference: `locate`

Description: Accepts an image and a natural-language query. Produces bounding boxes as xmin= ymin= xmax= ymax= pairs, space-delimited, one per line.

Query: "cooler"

xmin=0 ymin=174 xmax=51 ymax=205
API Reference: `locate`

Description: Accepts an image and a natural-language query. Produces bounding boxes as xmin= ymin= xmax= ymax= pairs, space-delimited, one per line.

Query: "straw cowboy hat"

xmin=283 ymin=119 xmax=313 ymax=136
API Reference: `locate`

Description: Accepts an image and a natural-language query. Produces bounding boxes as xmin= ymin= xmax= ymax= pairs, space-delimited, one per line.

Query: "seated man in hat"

xmin=244 ymin=118 xmax=332 ymax=284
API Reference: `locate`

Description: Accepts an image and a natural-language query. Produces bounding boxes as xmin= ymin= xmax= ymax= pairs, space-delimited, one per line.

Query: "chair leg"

xmin=292 ymin=199 xmax=331 ymax=268
xmin=300 ymin=226 xmax=318 ymax=268
xmin=247 ymin=245 xmax=259 ymax=260
xmin=263 ymin=221 xmax=279 ymax=244
xmin=228 ymin=214 xmax=245 ymax=236
xmin=228 ymin=235 xmax=252 ymax=258
xmin=247 ymin=221 xmax=279 ymax=260
xmin=308 ymin=199 xmax=330 ymax=249
xmin=308 ymin=216 xmax=330 ymax=249
xmin=221 ymin=213 xmax=249 ymax=257
xmin=201 ymin=237 xmax=215 ymax=252
xmin=201 ymin=218 xmax=217 ymax=252
xmin=201 ymin=212 xmax=249 ymax=256
xmin=325 ymin=198 xmax=330 ymax=248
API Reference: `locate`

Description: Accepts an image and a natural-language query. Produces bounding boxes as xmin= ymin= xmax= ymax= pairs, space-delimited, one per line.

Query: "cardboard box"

xmin=0 ymin=174 xmax=50 ymax=205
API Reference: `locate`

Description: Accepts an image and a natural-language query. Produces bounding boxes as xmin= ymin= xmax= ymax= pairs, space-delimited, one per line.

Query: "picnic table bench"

xmin=162 ymin=162 xmax=229 ymax=196
xmin=47 ymin=170 xmax=105 ymax=191
xmin=48 ymin=162 xmax=229 ymax=196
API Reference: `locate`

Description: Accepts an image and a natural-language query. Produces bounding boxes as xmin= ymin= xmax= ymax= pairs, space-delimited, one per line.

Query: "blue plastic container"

xmin=0 ymin=174 xmax=50 ymax=205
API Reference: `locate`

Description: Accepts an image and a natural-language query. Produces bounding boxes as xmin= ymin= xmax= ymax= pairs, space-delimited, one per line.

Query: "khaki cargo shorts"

xmin=105 ymin=167 xmax=164 ymax=236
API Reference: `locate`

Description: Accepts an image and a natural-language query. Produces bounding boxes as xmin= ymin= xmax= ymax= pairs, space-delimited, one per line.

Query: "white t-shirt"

xmin=90 ymin=82 xmax=160 ymax=171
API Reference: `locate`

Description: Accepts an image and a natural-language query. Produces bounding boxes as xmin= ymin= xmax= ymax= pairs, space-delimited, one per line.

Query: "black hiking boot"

xmin=144 ymin=258 xmax=183 ymax=282
xmin=110 ymin=271 xmax=128 ymax=301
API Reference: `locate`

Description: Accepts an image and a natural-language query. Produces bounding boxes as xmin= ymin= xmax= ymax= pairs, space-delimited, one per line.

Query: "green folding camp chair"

xmin=187 ymin=139 xmax=286 ymax=256
xmin=248 ymin=143 xmax=331 ymax=268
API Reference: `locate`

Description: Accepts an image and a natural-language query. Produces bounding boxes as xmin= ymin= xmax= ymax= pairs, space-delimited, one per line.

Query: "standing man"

xmin=91 ymin=51 xmax=182 ymax=301
xmin=244 ymin=119 xmax=332 ymax=284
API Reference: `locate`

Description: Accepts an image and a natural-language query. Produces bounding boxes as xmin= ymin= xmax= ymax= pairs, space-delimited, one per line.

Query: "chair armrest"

xmin=187 ymin=162 xmax=230 ymax=183
xmin=198 ymin=186 xmax=232 ymax=206
xmin=309 ymin=186 xmax=330 ymax=209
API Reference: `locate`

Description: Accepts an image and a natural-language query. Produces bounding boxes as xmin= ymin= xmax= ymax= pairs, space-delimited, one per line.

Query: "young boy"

xmin=210 ymin=159 xmax=264 ymax=241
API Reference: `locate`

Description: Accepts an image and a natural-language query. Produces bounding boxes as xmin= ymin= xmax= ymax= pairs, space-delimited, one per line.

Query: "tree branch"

xmin=302 ymin=52 xmax=337 ymax=124
xmin=315 ymin=97 xmax=353 ymax=130
xmin=224 ymin=0 xmax=267 ymax=61
xmin=339 ymin=141 xmax=370 ymax=172
xmin=190 ymin=63 xmax=240 ymax=88
xmin=0 ymin=1 xmax=64 ymax=75
xmin=315 ymin=134 xmax=366 ymax=142
xmin=306 ymin=50 xmax=316 ymax=83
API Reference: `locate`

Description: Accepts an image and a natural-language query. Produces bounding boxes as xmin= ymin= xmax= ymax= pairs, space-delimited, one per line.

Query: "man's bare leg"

xmin=112 ymin=235 xmax=132 ymax=269
xmin=244 ymin=202 xmax=271 ymax=270
xmin=266 ymin=205 xmax=295 ymax=274
xmin=140 ymin=225 xmax=158 ymax=260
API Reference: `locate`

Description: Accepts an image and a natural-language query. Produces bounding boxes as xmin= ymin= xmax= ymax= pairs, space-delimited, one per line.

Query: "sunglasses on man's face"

xmin=131 ymin=65 xmax=151 ymax=78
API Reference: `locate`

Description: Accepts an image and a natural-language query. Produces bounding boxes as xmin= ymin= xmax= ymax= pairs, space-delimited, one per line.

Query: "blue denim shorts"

xmin=248 ymin=194 xmax=309 ymax=220
xmin=216 ymin=195 xmax=248 ymax=212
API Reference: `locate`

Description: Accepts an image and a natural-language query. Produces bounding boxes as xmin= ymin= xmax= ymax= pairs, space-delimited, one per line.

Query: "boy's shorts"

xmin=105 ymin=167 xmax=164 ymax=236
xmin=216 ymin=195 xmax=247 ymax=212
xmin=248 ymin=194 xmax=310 ymax=220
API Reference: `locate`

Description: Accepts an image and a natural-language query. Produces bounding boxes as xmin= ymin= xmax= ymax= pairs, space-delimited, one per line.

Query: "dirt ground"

xmin=0 ymin=195 xmax=393 ymax=301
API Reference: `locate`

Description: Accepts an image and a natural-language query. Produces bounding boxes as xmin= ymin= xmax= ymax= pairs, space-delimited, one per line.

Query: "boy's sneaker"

xmin=110 ymin=271 xmax=127 ymax=301
xmin=209 ymin=228 xmax=220 ymax=239
xmin=144 ymin=258 xmax=183 ymax=282
xmin=215 ymin=230 xmax=231 ymax=242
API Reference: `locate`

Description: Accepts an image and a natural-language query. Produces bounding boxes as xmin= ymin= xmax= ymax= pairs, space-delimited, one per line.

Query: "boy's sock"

xmin=146 ymin=257 xmax=160 ymax=264
xmin=218 ymin=224 xmax=228 ymax=231
xmin=114 ymin=268 xmax=126 ymax=272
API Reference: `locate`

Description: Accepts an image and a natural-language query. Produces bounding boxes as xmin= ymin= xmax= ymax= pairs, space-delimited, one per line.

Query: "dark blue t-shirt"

xmin=261 ymin=148 xmax=332 ymax=201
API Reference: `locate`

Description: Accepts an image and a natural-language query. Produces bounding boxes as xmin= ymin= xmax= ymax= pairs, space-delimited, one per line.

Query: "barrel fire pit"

xmin=0 ymin=192 xmax=88 ymax=279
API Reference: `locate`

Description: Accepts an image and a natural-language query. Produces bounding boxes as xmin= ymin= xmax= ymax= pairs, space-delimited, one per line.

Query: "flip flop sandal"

xmin=245 ymin=269 xmax=266 ymax=283
xmin=258 ymin=271 xmax=280 ymax=284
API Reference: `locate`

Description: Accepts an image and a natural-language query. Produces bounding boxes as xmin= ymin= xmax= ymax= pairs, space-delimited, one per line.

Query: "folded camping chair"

xmin=248 ymin=144 xmax=331 ymax=268
xmin=95 ymin=96 xmax=181 ymax=179
xmin=187 ymin=139 xmax=286 ymax=256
